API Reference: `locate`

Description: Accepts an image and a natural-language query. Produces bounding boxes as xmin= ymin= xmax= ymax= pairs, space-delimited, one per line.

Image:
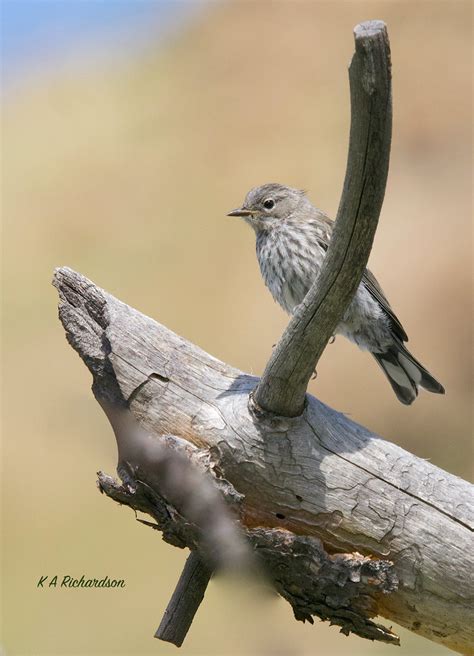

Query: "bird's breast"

xmin=256 ymin=228 xmax=326 ymax=314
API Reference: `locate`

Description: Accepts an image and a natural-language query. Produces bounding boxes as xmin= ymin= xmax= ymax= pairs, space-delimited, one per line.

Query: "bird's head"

xmin=227 ymin=183 xmax=306 ymax=231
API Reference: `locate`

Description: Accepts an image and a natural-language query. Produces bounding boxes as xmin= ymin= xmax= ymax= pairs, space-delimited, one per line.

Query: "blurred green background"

xmin=2 ymin=1 xmax=472 ymax=655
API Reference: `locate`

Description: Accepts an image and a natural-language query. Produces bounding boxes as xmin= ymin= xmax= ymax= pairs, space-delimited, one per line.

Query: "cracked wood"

xmin=54 ymin=266 xmax=473 ymax=654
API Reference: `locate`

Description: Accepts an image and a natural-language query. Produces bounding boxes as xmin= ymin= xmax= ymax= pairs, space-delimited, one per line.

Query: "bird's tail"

xmin=372 ymin=340 xmax=445 ymax=405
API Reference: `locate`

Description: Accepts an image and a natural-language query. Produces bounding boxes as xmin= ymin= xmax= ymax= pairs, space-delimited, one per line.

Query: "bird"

xmin=227 ymin=183 xmax=445 ymax=405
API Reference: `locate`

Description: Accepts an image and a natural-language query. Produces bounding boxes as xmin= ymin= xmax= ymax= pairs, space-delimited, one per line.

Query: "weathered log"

xmin=54 ymin=266 xmax=473 ymax=653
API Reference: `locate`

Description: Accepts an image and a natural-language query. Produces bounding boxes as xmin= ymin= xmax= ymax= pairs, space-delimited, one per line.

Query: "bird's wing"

xmin=311 ymin=212 xmax=409 ymax=343
xmin=362 ymin=269 xmax=409 ymax=342
xmin=310 ymin=212 xmax=333 ymax=249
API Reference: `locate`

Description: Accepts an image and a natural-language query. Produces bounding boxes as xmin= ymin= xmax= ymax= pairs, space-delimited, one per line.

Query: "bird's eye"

xmin=263 ymin=198 xmax=275 ymax=210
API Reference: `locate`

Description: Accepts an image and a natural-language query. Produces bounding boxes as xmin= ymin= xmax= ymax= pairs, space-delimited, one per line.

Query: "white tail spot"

xmin=381 ymin=360 xmax=412 ymax=387
xmin=398 ymin=353 xmax=422 ymax=384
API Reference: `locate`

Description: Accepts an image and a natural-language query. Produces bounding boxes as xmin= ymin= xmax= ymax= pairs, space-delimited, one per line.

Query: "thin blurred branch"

xmin=253 ymin=21 xmax=392 ymax=417
xmin=97 ymin=472 xmax=213 ymax=647
xmin=100 ymin=402 xmax=249 ymax=570
xmin=97 ymin=403 xmax=250 ymax=646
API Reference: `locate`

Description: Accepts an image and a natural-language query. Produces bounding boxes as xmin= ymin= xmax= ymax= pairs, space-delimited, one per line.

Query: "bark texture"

xmin=55 ymin=266 xmax=473 ymax=654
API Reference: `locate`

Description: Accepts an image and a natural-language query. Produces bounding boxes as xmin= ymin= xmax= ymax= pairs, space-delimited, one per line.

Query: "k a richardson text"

xmin=37 ymin=575 xmax=125 ymax=588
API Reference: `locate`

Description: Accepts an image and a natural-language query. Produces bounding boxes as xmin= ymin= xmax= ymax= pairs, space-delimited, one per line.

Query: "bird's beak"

xmin=227 ymin=207 xmax=254 ymax=217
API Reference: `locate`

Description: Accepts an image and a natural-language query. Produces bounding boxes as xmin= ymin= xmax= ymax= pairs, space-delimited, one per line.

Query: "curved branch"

xmin=253 ymin=20 xmax=392 ymax=417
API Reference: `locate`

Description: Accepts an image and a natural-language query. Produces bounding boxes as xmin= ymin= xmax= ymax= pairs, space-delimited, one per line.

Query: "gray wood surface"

xmin=54 ymin=266 xmax=473 ymax=653
xmin=155 ymin=552 xmax=212 ymax=647
xmin=254 ymin=21 xmax=392 ymax=417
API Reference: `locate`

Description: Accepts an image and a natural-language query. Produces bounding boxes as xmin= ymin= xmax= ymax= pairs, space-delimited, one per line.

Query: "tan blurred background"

xmin=2 ymin=1 xmax=472 ymax=655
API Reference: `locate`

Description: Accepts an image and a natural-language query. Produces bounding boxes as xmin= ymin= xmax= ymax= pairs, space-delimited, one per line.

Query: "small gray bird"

xmin=228 ymin=183 xmax=444 ymax=405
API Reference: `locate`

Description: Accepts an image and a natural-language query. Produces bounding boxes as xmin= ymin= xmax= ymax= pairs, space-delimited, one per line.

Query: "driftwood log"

xmin=55 ymin=266 xmax=472 ymax=653
xmin=54 ymin=20 xmax=473 ymax=655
